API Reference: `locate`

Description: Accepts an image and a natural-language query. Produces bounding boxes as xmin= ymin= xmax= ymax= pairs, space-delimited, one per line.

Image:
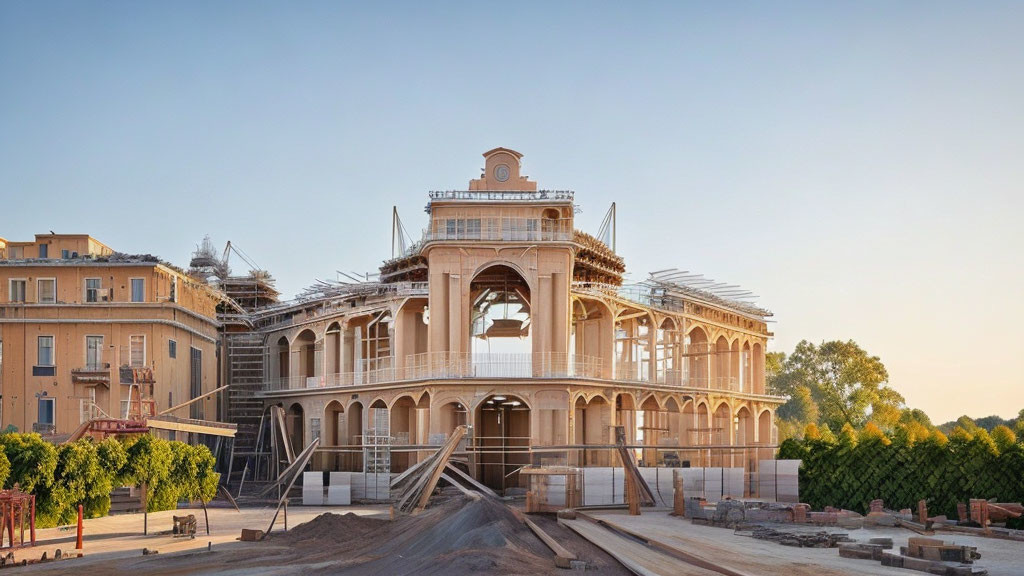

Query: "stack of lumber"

xmin=393 ymin=425 xmax=468 ymax=514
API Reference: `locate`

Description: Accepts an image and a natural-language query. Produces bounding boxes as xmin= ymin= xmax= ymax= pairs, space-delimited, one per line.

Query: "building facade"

xmin=246 ymin=149 xmax=785 ymax=493
xmin=0 ymin=234 xmax=222 ymax=438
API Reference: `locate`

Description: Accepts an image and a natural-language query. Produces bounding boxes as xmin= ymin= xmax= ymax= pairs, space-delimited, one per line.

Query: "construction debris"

xmin=393 ymin=426 xmax=468 ymax=514
xmin=743 ymin=526 xmax=852 ymax=548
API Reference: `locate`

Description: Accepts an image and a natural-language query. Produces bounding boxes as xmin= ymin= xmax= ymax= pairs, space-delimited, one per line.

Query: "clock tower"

xmin=469 ymin=147 xmax=538 ymax=191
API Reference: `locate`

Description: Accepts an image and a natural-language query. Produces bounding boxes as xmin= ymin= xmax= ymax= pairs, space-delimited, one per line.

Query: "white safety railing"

xmin=265 ymin=352 xmax=604 ymax=391
xmin=423 ymin=217 xmax=573 ymax=243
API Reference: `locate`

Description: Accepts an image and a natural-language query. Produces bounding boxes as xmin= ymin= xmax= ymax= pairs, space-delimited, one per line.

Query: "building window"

xmin=169 ymin=277 xmax=177 ymax=303
xmin=37 ymin=278 xmax=56 ymax=303
xmin=8 ymin=279 xmax=26 ymax=303
xmin=85 ymin=278 xmax=102 ymax=303
xmin=86 ymin=336 xmax=103 ymax=369
xmin=310 ymin=417 xmax=321 ymax=441
xmin=61 ymin=249 xmax=70 ymax=259
xmin=168 ymin=339 xmax=177 ymax=359
xmin=9 ymin=246 xmax=23 ymax=259
xmin=37 ymin=397 xmax=55 ymax=427
xmin=38 ymin=244 xmax=48 ymax=258
xmin=129 ymin=335 xmax=145 ymax=367
xmin=130 ymin=278 xmax=145 ymax=302
xmin=190 ymin=347 xmax=202 ymax=419
xmin=38 ymin=336 xmax=54 ymax=366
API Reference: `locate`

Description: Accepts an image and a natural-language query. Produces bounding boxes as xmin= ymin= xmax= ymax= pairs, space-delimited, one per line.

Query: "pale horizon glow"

xmin=1 ymin=2 xmax=1021 ymax=423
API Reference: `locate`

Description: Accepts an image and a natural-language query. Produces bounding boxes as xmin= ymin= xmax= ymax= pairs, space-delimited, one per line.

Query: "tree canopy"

xmin=770 ymin=339 xmax=906 ymax=435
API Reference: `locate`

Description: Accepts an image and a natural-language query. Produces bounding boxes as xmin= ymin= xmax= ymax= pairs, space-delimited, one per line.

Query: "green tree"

xmin=0 ymin=432 xmax=57 ymax=493
xmin=991 ymin=425 xmax=1017 ymax=454
xmin=771 ymin=340 xmax=902 ymax=431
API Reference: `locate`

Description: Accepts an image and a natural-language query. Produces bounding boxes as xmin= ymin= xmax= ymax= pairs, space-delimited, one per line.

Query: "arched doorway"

xmin=273 ymin=336 xmax=290 ymax=383
xmin=287 ymin=403 xmax=305 ymax=457
xmin=325 ymin=322 xmax=342 ymax=375
xmin=656 ymin=318 xmax=681 ymax=384
xmin=292 ymin=329 xmax=316 ymax=385
xmin=390 ymin=395 xmax=418 ymax=472
xmin=712 ymin=401 xmax=731 ymax=467
xmin=347 ymin=401 xmax=364 ymax=471
xmin=469 ymin=265 xmax=531 ymax=374
xmin=686 ymin=327 xmax=709 ymax=387
xmin=639 ymin=395 xmax=663 ymax=466
xmin=741 ymin=341 xmax=751 ymax=392
xmin=475 ymin=394 xmax=530 ymax=492
xmin=714 ymin=336 xmax=730 ymax=389
xmin=758 ymin=410 xmax=773 ymax=445
xmin=323 ymin=400 xmax=345 ymax=470
xmin=573 ymin=395 xmax=611 ymax=466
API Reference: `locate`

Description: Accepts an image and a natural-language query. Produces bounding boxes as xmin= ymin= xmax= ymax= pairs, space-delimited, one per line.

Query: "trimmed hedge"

xmin=778 ymin=426 xmax=1024 ymax=517
xmin=0 ymin=432 xmax=219 ymax=528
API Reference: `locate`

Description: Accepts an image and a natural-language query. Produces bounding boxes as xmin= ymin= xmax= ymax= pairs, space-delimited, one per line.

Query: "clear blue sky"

xmin=2 ymin=1 xmax=1022 ymax=423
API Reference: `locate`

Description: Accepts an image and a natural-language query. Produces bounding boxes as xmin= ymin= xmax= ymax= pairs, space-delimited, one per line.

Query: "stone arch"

xmin=736 ymin=405 xmax=754 ymax=446
xmin=286 ymin=402 xmax=305 ymax=456
xmin=752 ymin=342 xmax=765 ymax=394
xmin=272 ymin=335 xmax=290 ymax=380
xmin=758 ymin=408 xmax=773 ymax=445
xmin=325 ymin=321 xmax=342 ymax=375
xmin=292 ymin=329 xmax=317 ymax=381
xmin=469 ymin=263 xmax=533 ymax=360
xmin=686 ymin=325 xmax=709 ymax=386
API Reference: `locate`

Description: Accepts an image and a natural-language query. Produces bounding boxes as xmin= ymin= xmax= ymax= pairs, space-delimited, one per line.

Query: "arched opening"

xmin=741 ymin=341 xmax=751 ymax=393
xmin=752 ymin=343 xmax=765 ymax=394
xmin=758 ymin=410 xmax=773 ymax=445
xmin=638 ymin=395 xmax=663 ymax=466
xmin=541 ymin=208 xmax=562 ymax=240
xmin=656 ymin=318 xmax=682 ymax=384
xmin=287 ymin=402 xmax=305 ymax=457
xmin=572 ymin=298 xmax=614 ymax=378
xmin=615 ymin=393 xmax=637 ymax=447
xmin=475 ymin=393 xmax=530 ymax=492
xmin=730 ymin=339 xmax=740 ymax=391
xmin=273 ymin=336 xmax=290 ymax=380
xmin=615 ymin=313 xmax=652 ymax=381
xmin=346 ymin=401 xmax=364 ymax=471
xmin=325 ymin=322 xmax=342 ymax=375
xmin=573 ymin=395 xmax=612 ymax=466
xmin=712 ymin=401 xmax=731 ymax=466
xmin=714 ymin=336 xmax=730 ymax=389
xmin=686 ymin=327 xmax=709 ymax=387
xmin=469 ymin=265 xmax=531 ymax=373
xmin=292 ymin=329 xmax=317 ymax=383
xmin=323 ymin=400 xmax=345 ymax=470
xmin=664 ymin=397 xmax=682 ymax=459
xmin=438 ymin=400 xmax=468 ymax=436
xmin=390 ymin=395 xmax=419 ymax=472
xmin=736 ymin=406 xmax=754 ymax=446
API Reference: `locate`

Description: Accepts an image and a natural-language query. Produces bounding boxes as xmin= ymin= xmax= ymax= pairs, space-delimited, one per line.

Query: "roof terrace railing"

xmin=428 ymin=190 xmax=574 ymax=203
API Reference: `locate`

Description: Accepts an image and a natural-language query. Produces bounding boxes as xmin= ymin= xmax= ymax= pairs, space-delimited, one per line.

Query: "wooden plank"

xmin=274 ymin=406 xmax=295 ymax=464
xmin=444 ymin=463 xmax=499 ymax=498
xmin=146 ymin=418 xmax=237 ymax=437
xmin=158 ymin=385 xmax=230 ymax=415
xmin=580 ymin=513 xmax=756 ymax=576
xmin=261 ymin=437 xmax=319 ymax=539
xmin=439 ymin=473 xmax=480 ymax=499
xmin=390 ymin=457 xmax=430 ymax=489
xmin=412 ymin=426 xmax=467 ymax=514
xmin=559 ymin=518 xmax=715 ymax=576
xmin=523 ymin=516 xmax=576 ymax=562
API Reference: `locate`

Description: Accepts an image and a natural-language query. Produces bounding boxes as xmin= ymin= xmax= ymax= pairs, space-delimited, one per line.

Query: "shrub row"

xmin=0 ymin=433 xmax=219 ymax=528
xmin=778 ymin=425 xmax=1024 ymax=518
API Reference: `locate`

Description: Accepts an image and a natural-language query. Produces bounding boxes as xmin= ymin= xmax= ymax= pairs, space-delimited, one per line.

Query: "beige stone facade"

xmin=249 ymin=149 xmax=784 ymax=493
xmin=0 ymin=234 xmax=222 ymax=437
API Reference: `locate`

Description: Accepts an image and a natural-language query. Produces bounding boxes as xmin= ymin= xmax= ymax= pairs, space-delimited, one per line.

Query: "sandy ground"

xmin=13 ymin=493 xmax=629 ymax=576
xmin=586 ymin=509 xmax=1024 ymax=576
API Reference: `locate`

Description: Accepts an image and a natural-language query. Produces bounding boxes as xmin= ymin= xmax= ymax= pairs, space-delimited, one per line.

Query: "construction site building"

xmin=233 ymin=148 xmax=786 ymax=494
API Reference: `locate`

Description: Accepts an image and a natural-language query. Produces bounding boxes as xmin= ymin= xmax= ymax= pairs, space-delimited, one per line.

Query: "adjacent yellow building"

xmin=0 ymin=234 xmax=222 ymax=438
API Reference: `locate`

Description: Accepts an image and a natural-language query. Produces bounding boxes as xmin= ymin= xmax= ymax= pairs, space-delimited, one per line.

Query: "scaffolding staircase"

xmin=225 ymin=332 xmax=266 ymax=486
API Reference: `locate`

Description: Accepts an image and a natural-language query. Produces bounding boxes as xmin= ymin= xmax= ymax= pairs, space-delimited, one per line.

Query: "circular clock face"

xmin=494 ymin=164 xmax=510 ymax=182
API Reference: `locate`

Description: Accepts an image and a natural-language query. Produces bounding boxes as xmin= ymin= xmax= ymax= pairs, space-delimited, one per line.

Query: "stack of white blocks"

xmin=302 ymin=471 xmax=325 ymax=505
xmin=327 ymin=472 xmax=352 ymax=505
xmin=757 ymin=460 xmax=801 ymax=503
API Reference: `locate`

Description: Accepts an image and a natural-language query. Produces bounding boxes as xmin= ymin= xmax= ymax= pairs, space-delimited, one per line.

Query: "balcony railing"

xmin=265 ymin=352 xmax=604 ymax=391
xmin=423 ymin=217 xmax=573 ymax=244
xmin=263 ymin=351 xmax=758 ymax=394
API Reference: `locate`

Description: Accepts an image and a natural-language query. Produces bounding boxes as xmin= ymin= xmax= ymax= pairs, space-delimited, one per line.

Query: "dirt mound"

xmin=278 ymin=512 xmax=389 ymax=543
